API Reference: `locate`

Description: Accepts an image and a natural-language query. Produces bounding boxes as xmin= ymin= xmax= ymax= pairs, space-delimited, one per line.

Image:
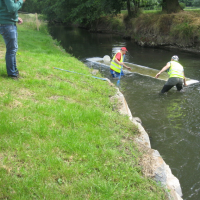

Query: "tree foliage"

xmin=21 ymin=0 xmax=43 ymax=13
xmin=21 ymin=0 xmax=191 ymax=24
xmin=179 ymin=0 xmax=200 ymax=7
xmin=22 ymin=0 xmax=124 ymax=24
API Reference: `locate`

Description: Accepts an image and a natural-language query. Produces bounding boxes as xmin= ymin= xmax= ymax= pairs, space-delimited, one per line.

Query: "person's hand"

xmin=155 ymin=72 xmax=161 ymax=78
xmin=18 ymin=17 xmax=23 ymax=24
xmin=123 ymin=64 xmax=131 ymax=71
xmin=184 ymin=83 xmax=187 ymax=86
xmin=23 ymin=0 xmax=26 ymax=2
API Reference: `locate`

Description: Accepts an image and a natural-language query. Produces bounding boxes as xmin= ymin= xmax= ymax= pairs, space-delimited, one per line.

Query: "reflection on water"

xmin=48 ymin=25 xmax=200 ymax=200
xmin=166 ymin=98 xmax=186 ymax=130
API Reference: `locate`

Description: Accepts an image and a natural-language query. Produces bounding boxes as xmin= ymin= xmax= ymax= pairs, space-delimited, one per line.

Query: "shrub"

xmin=179 ymin=2 xmax=186 ymax=9
xmin=170 ymin=22 xmax=199 ymax=45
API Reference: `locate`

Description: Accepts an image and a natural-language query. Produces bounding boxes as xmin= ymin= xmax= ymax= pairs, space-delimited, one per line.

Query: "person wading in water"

xmin=110 ymin=47 xmax=131 ymax=78
xmin=155 ymin=55 xmax=187 ymax=93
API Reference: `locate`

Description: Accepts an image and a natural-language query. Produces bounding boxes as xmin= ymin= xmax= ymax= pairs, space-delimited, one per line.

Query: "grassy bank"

xmin=131 ymin=10 xmax=200 ymax=47
xmin=0 ymin=14 xmax=167 ymax=199
xmin=93 ymin=9 xmax=200 ymax=48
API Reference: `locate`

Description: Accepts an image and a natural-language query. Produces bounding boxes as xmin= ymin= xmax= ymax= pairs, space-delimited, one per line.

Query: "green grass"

xmin=143 ymin=10 xmax=162 ymax=14
xmin=121 ymin=9 xmax=162 ymax=15
xmin=122 ymin=7 xmax=200 ymax=14
xmin=184 ymin=8 xmax=200 ymax=14
xmin=143 ymin=7 xmax=200 ymax=14
xmin=0 ymin=14 xmax=167 ymax=199
xmin=185 ymin=7 xmax=200 ymax=10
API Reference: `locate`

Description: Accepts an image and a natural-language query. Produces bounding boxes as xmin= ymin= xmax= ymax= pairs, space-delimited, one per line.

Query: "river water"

xmin=49 ymin=25 xmax=200 ymax=200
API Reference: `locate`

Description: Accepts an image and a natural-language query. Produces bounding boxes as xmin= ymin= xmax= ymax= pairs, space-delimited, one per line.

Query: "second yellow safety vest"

xmin=168 ymin=61 xmax=184 ymax=79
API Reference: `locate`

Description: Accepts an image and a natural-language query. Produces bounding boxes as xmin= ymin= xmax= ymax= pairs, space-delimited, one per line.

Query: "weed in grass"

xmin=159 ymin=14 xmax=174 ymax=34
xmin=3 ymin=91 xmax=13 ymax=106
xmin=171 ymin=22 xmax=199 ymax=45
xmin=19 ymin=13 xmax=48 ymax=34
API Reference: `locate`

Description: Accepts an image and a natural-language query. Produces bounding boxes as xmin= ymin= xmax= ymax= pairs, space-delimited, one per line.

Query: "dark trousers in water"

xmin=161 ymin=77 xmax=183 ymax=93
xmin=110 ymin=69 xmax=124 ymax=78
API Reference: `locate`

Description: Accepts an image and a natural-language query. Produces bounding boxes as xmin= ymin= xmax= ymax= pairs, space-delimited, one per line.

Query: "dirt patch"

xmin=0 ymin=42 xmax=5 ymax=58
xmin=0 ymin=153 xmax=12 ymax=173
xmin=137 ymin=143 xmax=156 ymax=178
xmin=17 ymin=88 xmax=35 ymax=99
xmin=49 ymin=95 xmax=77 ymax=104
xmin=0 ymin=50 xmax=5 ymax=58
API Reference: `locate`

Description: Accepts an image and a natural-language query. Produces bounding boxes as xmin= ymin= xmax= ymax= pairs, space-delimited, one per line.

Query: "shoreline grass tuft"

xmin=0 ymin=14 xmax=167 ymax=199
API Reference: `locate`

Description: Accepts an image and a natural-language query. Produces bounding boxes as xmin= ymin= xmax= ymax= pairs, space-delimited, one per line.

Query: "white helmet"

xmin=172 ymin=55 xmax=179 ymax=61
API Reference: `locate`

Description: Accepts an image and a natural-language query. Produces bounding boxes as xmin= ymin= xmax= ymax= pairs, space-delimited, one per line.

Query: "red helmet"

xmin=121 ymin=47 xmax=128 ymax=51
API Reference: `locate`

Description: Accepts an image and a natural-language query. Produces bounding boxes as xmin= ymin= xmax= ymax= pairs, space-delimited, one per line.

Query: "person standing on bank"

xmin=110 ymin=47 xmax=131 ymax=78
xmin=0 ymin=0 xmax=26 ymax=79
xmin=155 ymin=55 xmax=187 ymax=93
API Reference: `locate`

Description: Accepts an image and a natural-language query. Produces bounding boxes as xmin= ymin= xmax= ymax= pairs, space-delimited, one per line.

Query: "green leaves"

xmin=22 ymin=0 xmax=124 ymax=24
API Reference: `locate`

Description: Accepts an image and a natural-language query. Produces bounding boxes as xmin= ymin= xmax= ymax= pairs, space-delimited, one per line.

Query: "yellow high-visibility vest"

xmin=168 ymin=61 xmax=184 ymax=78
xmin=110 ymin=52 xmax=123 ymax=73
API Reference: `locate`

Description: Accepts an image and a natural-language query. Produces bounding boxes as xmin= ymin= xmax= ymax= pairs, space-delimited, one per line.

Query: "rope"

xmin=53 ymin=67 xmax=107 ymax=81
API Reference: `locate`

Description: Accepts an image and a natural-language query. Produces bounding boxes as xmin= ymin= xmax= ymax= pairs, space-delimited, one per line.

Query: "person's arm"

xmin=4 ymin=0 xmax=25 ymax=13
xmin=122 ymin=63 xmax=131 ymax=71
xmin=114 ymin=57 xmax=131 ymax=71
xmin=155 ymin=62 xmax=171 ymax=78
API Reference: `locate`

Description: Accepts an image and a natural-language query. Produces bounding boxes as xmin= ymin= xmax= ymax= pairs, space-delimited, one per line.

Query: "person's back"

xmin=155 ymin=55 xmax=187 ymax=93
xmin=168 ymin=61 xmax=184 ymax=79
xmin=0 ymin=0 xmax=23 ymax=25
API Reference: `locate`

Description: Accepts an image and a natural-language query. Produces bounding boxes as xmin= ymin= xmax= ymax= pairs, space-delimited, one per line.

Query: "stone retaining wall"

xmin=110 ymin=85 xmax=183 ymax=200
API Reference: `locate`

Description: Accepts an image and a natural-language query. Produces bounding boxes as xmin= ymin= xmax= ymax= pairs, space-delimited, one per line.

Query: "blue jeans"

xmin=0 ymin=25 xmax=18 ymax=77
xmin=110 ymin=69 xmax=124 ymax=78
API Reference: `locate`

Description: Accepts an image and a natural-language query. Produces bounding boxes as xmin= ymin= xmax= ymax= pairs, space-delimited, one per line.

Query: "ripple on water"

xmin=121 ymin=74 xmax=200 ymax=200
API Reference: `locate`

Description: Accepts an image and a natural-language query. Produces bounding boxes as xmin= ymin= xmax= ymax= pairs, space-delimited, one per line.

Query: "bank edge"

xmin=110 ymin=85 xmax=183 ymax=200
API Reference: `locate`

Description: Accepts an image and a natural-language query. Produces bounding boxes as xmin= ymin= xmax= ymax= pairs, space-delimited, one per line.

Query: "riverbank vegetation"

xmin=85 ymin=9 xmax=200 ymax=48
xmin=131 ymin=10 xmax=200 ymax=47
xmin=21 ymin=0 xmax=200 ymax=50
xmin=21 ymin=0 xmax=200 ymax=22
xmin=115 ymin=10 xmax=200 ymax=47
xmin=0 ymin=14 xmax=167 ymax=199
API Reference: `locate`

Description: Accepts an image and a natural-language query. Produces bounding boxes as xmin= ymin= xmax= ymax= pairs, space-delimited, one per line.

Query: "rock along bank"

xmin=108 ymin=79 xmax=183 ymax=200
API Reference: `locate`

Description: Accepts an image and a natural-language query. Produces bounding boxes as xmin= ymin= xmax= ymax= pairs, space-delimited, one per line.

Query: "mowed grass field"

xmin=0 ymin=14 xmax=166 ymax=199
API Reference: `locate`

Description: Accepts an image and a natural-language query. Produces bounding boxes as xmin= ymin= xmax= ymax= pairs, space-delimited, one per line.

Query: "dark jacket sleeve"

xmin=4 ymin=0 xmax=23 ymax=13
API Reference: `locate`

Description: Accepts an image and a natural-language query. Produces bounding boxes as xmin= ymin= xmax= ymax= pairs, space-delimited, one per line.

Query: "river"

xmin=48 ymin=25 xmax=200 ymax=200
